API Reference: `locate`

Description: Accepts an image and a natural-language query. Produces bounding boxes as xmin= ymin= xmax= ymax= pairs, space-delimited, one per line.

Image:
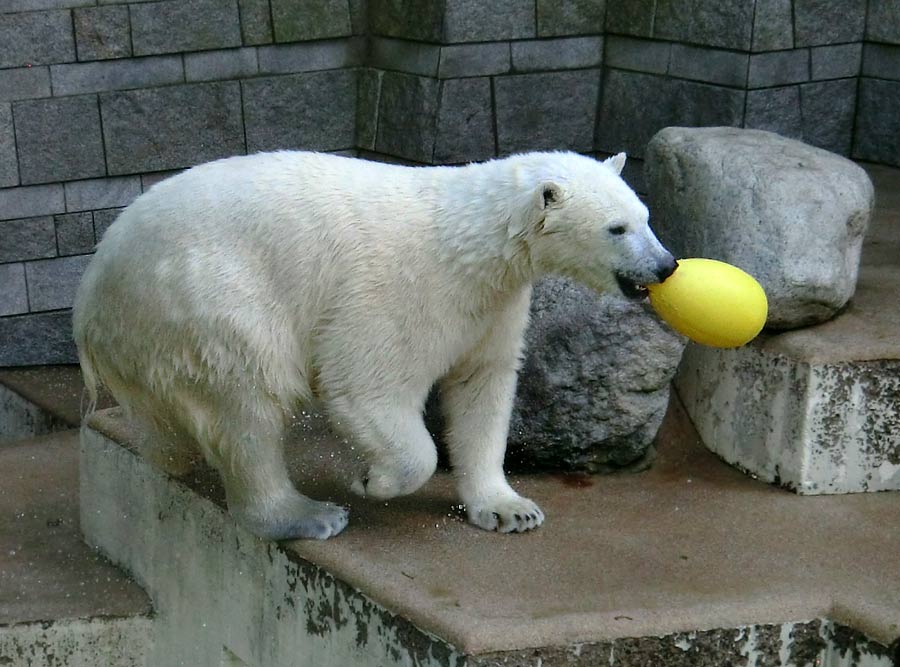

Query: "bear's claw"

xmin=466 ymin=494 xmax=545 ymax=533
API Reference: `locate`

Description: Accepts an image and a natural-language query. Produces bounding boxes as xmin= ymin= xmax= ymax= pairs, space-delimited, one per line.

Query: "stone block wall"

xmin=0 ymin=0 xmax=898 ymax=366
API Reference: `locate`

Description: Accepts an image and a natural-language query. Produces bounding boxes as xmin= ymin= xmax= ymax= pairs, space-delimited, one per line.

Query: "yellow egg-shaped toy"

xmin=647 ymin=258 xmax=768 ymax=348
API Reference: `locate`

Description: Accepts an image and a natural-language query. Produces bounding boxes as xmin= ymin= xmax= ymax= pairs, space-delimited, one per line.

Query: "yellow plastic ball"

xmin=647 ymin=258 xmax=768 ymax=348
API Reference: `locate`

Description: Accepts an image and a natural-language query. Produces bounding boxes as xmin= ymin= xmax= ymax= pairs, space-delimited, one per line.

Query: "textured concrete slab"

xmin=82 ymin=397 xmax=900 ymax=661
xmin=0 ymin=431 xmax=151 ymax=625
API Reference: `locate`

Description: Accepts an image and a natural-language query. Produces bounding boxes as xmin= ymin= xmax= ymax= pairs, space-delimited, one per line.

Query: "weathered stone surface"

xmin=257 ymin=39 xmax=362 ymax=74
xmin=271 ymin=0 xmax=351 ymax=42
xmin=50 ymin=56 xmax=184 ymax=96
xmin=0 ymin=263 xmax=28 ymax=317
xmin=677 ymin=344 xmax=900 ymax=494
xmin=853 ymin=78 xmax=900 ymax=164
xmin=0 ymin=67 xmax=52 ymax=103
xmin=367 ymin=0 xmax=443 ymax=41
xmin=369 ymin=37 xmax=440 ymax=76
xmin=536 ymin=0 xmax=605 ymax=37
xmin=433 ymin=77 xmax=494 ymax=164
xmin=794 ymin=0 xmax=866 ymax=47
xmin=438 ymin=43 xmax=510 ymax=79
xmin=645 ymin=127 xmax=874 ymax=328
xmin=748 ymin=50 xmax=810 ymax=88
xmin=605 ymin=0 xmax=653 ymax=37
xmin=597 ymin=70 xmax=745 ymax=157
xmin=64 ymin=176 xmax=141 ymax=212
xmin=140 ymin=170 xmax=182 ymax=192
xmin=504 ymin=277 xmax=685 ymax=472
xmin=605 ymin=36 xmax=670 ymax=74
xmin=55 ymin=212 xmax=95 ymax=256
xmin=0 ymin=184 xmax=65 ymax=221
xmin=862 ymin=43 xmax=900 ymax=81
xmin=655 ymin=0 xmax=754 ymax=50
xmin=101 ymin=82 xmax=245 ymax=175
xmin=866 ymin=0 xmax=900 ymax=45
xmin=356 ymin=68 xmax=382 ymax=152
xmin=92 ymin=208 xmax=123 ymax=241
xmin=375 ymin=71 xmax=439 ymax=163
xmin=74 ymin=5 xmax=131 ymax=61
xmin=495 ymin=69 xmax=599 ymax=154
xmin=443 ymin=0 xmax=535 ymax=43
xmin=745 ymin=86 xmax=803 ymax=139
xmin=0 ymin=104 xmax=16 ymax=188
xmin=243 ymin=70 xmax=356 ymax=153
xmin=511 ymin=36 xmax=603 ymax=72
xmin=811 ymin=43 xmax=862 ymax=81
xmin=0 ymin=216 xmax=56 ymax=263
xmin=0 ymin=10 xmax=74 ymax=68
xmin=25 ymin=254 xmax=92 ymax=312
xmin=668 ymin=44 xmax=748 ymax=87
xmin=800 ymin=79 xmax=856 ymax=155
xmin=14 ymin=96 xmax=106 ymax=185
xmin=238 ymin=0 xmax=273 ymax=45
xmin=0 ymin=311 xmax=77 ymax=365
xmin=185 ymin=48 xmax=258 ymax=82
xmin=752 ymin=0 xmax=793 ymax=51
xmin=131 ymin=0 xmax=242 ymax=56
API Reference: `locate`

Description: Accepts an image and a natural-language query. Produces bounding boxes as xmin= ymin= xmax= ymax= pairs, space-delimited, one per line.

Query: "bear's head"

xmin=512 ymin=152 xmax=677 ymax=300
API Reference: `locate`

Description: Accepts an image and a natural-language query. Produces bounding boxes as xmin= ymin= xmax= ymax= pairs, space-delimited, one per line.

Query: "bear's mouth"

xmin=615 ymin=274 xmax=649 ymax=300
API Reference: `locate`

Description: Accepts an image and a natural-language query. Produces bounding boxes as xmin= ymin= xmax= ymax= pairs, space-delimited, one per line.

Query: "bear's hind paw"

xmin=234 ymin=497 xmax=349 ymax=541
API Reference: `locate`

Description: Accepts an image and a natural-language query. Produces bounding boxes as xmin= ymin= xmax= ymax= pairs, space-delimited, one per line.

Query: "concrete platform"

xmin=80 ymin=399 xmax=899 ymax=666
xmin=677 ymin=163 xmax=900 ymax=494
xmin=0 ymin=431 xmax=153 ymax=665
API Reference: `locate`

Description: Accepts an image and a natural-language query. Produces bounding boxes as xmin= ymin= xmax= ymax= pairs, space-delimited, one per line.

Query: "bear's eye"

xmin=609 ymin=224 xmax=627 ymax=236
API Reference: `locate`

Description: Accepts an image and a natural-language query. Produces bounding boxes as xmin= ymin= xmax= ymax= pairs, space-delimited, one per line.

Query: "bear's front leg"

xmin=441 ymin=291 xmax=544 ymax=533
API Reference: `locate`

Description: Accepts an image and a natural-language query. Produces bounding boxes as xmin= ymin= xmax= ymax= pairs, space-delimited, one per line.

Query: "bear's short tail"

xmin=77 ymin=346 xmax=101 ymax=429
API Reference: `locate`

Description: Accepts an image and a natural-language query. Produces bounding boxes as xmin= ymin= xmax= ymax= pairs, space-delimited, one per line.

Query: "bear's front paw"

xmin=466 ymin=493 xmax=545 ymax=533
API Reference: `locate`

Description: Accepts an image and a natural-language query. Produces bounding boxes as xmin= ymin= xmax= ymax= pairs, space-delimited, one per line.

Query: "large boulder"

xmin=426 ymin=279 xmax=685 ymax=472
xmin=645 ymin=127 xmax=874 ymax=329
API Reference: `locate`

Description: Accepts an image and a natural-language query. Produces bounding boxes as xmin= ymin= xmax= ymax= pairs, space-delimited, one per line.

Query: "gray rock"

xmin=424 ymin=278 xmax=685 ymax=473
xmin=645 ymin=127 xmax=874 ymax=329
xmin=509 ymin=278 xmax=685 ymax=471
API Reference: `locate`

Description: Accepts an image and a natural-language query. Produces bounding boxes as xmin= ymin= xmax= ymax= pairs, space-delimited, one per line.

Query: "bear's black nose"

xmin=655 ymin=257 xmax=678 ymax=283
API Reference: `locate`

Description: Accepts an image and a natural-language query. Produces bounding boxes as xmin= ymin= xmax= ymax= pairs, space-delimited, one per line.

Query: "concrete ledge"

xmin=79 ymin=403 xmax=900 ymax=665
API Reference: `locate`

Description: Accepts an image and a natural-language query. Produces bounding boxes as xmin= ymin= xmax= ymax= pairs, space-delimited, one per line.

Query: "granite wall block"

xmin=91 ymin=207 xmax=123 ymax=241
xmin=811 ymin=43 xmax=863 ymax=80
xmin=54 ymin=212 xmax=96 ymax=256
xmin=752 ymin=0 xmax=793 ymax=51
xmin=50 ymin=56 xmax=185 ymax=96
xmin=854 ymin=78 xmax=900 ymax=164
xmin=0 ymin=104 xmax=17 ymax=188
xmin=0 ymin=216 xmax=57 ymax=263
xmin=257 ymin=40 xmax=363 ymax=74
xmin=242 ymin=70 xmax=356 ymax=153
xmin=604 ymin=36 xmax=671 ymax=75
xmin=794 ymin=0 xmax=866 ymax=47
xmin=443 ymin=0 xmax=535 ymax=43
xmin=511 ymin=36 xmax=603 ymax=72
xmin=185 ymin=48 xmax=259 ymax=82
xmin=605 ymin=0 xmax=654 ymax=38
xmin=270 ymin=0 xmax=352 ymax=42
xmin=0 ymin=263 xmax=28 ymax=317
xmin=439 ymin=43 xmax=511 ymax=78
xmin=537 ymin=0 xmax=605 ymax=37
xmin=238 ymin=0 xmax=274 ymax=45
xmin=356 ymin=68 xmax=383 ymax=152
xmin=73 ymin=5 xmax=131 ymax=61
xmin=433 ymin=77 xmax=495 ymax=164
xmin=654 ymin=0 xmax=754 ymax=50
xmin=63 ymin=176 xmax=141 ymax=212
xmin=0 ymin=185 xmax=65 ymax=221
xmin=0 ymin=311 xmax=78 ymax=365
xmin=748 ymin=49 xmax=810 ymax=88
xmin=14 ymin=95 xmax=106 ymax=185
xmin=0 ymin=67 xmax=52 ymax=103
xmin=495 ymin=69 xmax=600 ymax=154
xmin=367 ymin=0 xmax=444 ymax=42
xmin=101 ymin=82 xmax=245 ymax=175
xmin=745 ymin=86 xmax=803 ymax=139
xmin=866 ymin=0 xmax=900 ymax=45
xmin=0 ymin=9 xmax=74 ymax=68
xmin=668 ymin=44 xmax=749 ymax=87
xmin=130 ymin=0 xmax=242 ymax=56
xmin=862 ymin=43 xmax=900 ymax=80
xmin=25 ymin=255 xmax=92 ymax=312
xmin=370 ymin=37 xmax=441 ymax=76
xmin=800 ymin=79 xmax=856 ymax=155
xmin=375 ymin=71 xmax=440 ymax=163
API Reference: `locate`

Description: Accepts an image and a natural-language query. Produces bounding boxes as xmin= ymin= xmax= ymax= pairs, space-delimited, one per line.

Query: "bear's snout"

xmin=655 ymin=256 xmax=678 ymax=283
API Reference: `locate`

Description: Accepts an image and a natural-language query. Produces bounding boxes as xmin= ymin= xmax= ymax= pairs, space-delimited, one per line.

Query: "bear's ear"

xmin=604 ymin=152 xmax=627 ymax=175
xmin=539 ymin=181 xmax=563 ymax=210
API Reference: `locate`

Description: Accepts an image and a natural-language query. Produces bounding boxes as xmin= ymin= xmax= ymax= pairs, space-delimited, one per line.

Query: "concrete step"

xmin=79 ymin=401 xmax=900 ymax=666
xmin=676 ymin=162 xmax=900 ymax=494
xmin=0 ymin=430 xmax=153 ymax=666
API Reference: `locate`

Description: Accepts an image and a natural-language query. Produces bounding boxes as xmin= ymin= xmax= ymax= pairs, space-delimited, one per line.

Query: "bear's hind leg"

xmin=211 ymin=398 xmax=349 ymax=541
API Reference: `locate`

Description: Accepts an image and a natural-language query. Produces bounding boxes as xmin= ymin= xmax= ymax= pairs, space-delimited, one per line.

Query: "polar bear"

xmin=73 ymin=150 xmax=676 ymax=541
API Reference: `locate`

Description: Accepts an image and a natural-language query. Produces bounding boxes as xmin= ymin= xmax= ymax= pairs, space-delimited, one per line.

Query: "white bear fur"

xmin=73 ymin=150 xmax=674 ymax=540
